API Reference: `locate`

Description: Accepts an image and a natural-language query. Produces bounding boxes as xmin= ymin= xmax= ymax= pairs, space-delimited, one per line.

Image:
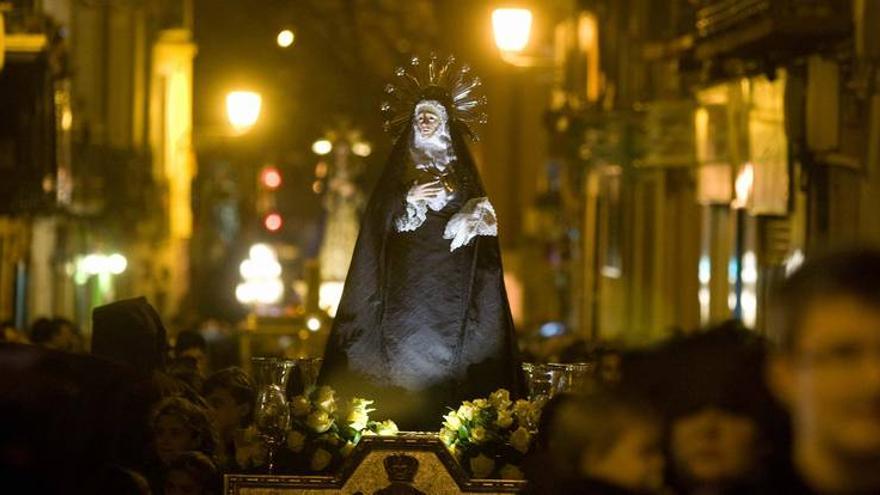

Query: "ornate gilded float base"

xmin=224 ymin=433 xmax=526 ymax=494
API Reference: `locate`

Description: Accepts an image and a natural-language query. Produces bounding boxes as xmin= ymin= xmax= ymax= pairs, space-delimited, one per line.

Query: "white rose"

xmin=290 ymin=395 xmax=311 ymax=417
xmin=471 ymin=426 xmax=487 ymax=443
xmin=509 ymin=426 xmax=532 ymax=454
xmin=457 ymin=403 xmax=475 ymax=421
xmin=306 ymin=410 xmax=333 ymax=433
xmin=286 ymin=429 xmax=307 ymax=453
xmin=376 ymin=420 xmax=399 ymax=436
xmin=443 ymin=412 xmax=462 ymax=430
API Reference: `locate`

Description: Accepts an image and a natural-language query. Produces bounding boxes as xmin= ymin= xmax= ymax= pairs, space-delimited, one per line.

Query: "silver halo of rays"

xmin=381 ymin=53 xmax=488 ymax=142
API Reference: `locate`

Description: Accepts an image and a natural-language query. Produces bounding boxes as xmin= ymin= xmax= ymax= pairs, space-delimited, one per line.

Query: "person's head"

xmin=151 ymin=397 xmax=218 ymax=465
xmin=164 ymin=451 xmax=220 ymax=495
xmin=175 ymin=330 xmax=208 ymax=376
xmin=29 ymin=317 xmax=79 ymax=352
xmin=768 ymin=248 xmax=880 ymax=485
xmin=92 ymin=297 xmax=169 ymax=374
xmin=203 ymin=367 xmax=256 ymax=436
xmin=657 ymin=322 xmax=782 ymax=491
xmin=539 ymin=391 xmax=664 ymax=492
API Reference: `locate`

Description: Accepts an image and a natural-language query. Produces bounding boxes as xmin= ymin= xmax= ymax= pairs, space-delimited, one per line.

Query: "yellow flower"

xmin=443 ymin=412 xmax=462 ymax=430
xmin=315 ymin=386 xmax=336 ymax=413
xmin=286 ymin=429 xmax=307 ymax=453
xmin=439 ymin=428 xmax=457 ymax=446
xmin=471 ymin=426 xmax=487 ymax=443
xmin=376 ymin=420 xmax=399 ymax=436
xmin=496 ymin=410 xmax=514 ymax=429
xmin=513 ymin=400 xmax=531 ymax=424
xmin=490 ymin=389 xmax=511 ymax=408
xmin=306 ymin=410 xmax=333 ymax=433
xmin=310 ymin=448 xmax=333 ymax=471
xmin=457 ymin=403 xmax=475 ymax=421
xmin=499 ymin=464 xmax=524 ymax=480
xmin=469 ymin=454 xmax=495 ymax=479
xmin=347 ymin=409 xmax=369 ymax=431
xmin=472 ymin=398 xmax=489 ymax=410
xmin=290 ymin=395 xmax=311 ymax=417
xmin=510 ymin=426 xmax=532 ymax=454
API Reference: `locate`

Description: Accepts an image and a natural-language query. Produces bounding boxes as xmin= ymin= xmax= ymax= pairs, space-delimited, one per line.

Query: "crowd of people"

xmin=2 ymin=248 xmax=880 ymax=494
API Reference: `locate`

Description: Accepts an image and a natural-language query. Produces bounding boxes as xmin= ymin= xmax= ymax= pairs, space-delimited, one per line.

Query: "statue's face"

xmin=415 ymin=108 xmax=441 ymax=138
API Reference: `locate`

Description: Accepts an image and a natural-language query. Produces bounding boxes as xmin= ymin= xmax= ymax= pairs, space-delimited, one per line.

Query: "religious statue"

xmin=319 ymin=55 xmax=521 ymax=430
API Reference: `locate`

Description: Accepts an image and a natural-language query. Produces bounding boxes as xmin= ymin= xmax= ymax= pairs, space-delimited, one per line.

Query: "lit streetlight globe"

xmin=226 ymin=91 xmax=262 ymax=132
xmin=312 ymin=139 xmax=333 ymax=155
xmin=277 ymin=29 xmax=295 ymax=48
xmin=492 ymin=8 xmax=533 ymax=53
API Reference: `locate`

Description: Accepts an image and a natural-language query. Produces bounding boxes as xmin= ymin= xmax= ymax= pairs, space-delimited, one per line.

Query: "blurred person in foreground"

xmin=164 ymin=451 xmax=221 ymax=495
xmin=767 ymin=248 xmax=880 ymax=493
xmin=526 ymin=391 xmax=664 ymax=494
xmin=653 ymin=322 xmax=788 ymax=495
xmin=30 ymin=317 xmax=80 ymax=352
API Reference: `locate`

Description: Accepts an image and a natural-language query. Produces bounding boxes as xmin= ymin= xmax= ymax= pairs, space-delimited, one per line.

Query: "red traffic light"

xmin=263 ymin=212 xmax=283 ymax=232
xmin=260 ymin=166 xmax=282 ymax=189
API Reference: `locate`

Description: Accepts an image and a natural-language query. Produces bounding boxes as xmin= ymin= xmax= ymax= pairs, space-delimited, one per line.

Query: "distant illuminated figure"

xmin=319 ymin=55 xmax=521 ymax=430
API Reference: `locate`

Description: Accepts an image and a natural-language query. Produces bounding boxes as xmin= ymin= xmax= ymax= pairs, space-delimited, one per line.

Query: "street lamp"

xmin=226 ymin=90 xmax=262 ymax=133
xmin=492 ymin=8 xmax=533 ymax=53
xmin=276 ymin=29 xmax=295 ymax=48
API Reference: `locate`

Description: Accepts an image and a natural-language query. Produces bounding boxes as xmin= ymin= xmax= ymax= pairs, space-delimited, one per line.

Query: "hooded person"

xmin=319 ymin=55 xmax=522 ymax=430
xmin=92 ymin=296 xmax=170 ymax=375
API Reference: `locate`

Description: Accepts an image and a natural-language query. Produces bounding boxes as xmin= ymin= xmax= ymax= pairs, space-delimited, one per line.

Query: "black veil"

xmin=319 ymin=98 xmax=522 ymax=430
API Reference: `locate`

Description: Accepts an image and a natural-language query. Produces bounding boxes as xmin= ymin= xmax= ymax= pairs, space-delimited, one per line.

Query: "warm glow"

xmin=312 ymin=139 xmax=332 ymax=155
xmin=226 ymin=91 xmax=262 ymax=132
xmin=78 ymin=253 xmax=128 ymax=276
xmin=263 ymin=212 xmax=283 ymax=232
xmin=319 ymin=281 xmax=345 ymax=317
xmin=492 ymin=8 xmax=533 ymax=53
xmin=732 ymin=162 xmax=755 ymax=209
xmin=236 ymin=244 xmax=284 ymax=305
xmin=260 ymin=166 xmax=282 ymax=189
xmin=306 ymin=316 xmax=322 ymax=332
xmin=352 ymin=141 xmax=372 ymax=157
xmin=276 ymin=29 xmax=295 ymax=48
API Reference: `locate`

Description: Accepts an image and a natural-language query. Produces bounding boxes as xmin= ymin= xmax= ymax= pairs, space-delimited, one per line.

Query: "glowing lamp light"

xmin=306 ymin=316 xmax=322 ymax=332
xmin=312 ymin=139 xmax=332 ymax=155
xmin=260 ymin=166 xmax=282 ymax=189
xmin=276 ymin=29 xmax=295 ymax=48
xmin=352 ymin=141 xmax=372 ymax=157
xmin=263 ymin=212 xmax=283 ymax=232
xmin=79 ymin=252 xmax=128 ymax=276
xmin=732 ymin=162 xmax=755 ymax=209
xmin=226 ymin=91 xmax=262 ymax=132
xmin=236 ymin=243 xmax=284 ymax=305
xmin=492 ymin=8 xmax=533 ymax=53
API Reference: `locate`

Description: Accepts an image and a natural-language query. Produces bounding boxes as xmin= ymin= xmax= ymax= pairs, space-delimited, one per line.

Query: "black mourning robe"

xmin=319 ymin=121 xmax=522 ymax=430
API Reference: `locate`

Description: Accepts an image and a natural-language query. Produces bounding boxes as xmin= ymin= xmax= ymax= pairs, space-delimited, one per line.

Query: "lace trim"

xmin=394 ymin=185 xmax=452 ymax=233
xmin=443 ymin=197 xmax=497 ymax=251
xmin=394 ymin=195 xmax=429 ymax=232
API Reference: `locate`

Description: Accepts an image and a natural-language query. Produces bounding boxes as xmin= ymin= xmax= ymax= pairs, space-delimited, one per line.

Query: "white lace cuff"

xmin=394 ymin=195 xmax=428 ymax=232
xmin=443 ymin=197 xmax=497 ymax=251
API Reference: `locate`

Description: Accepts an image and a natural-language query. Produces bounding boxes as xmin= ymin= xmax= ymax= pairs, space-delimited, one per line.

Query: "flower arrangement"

xmin=283 ymin=385 xmax=399 ymax=473
xmin=440 ymin=389 xmax=543 ymax=480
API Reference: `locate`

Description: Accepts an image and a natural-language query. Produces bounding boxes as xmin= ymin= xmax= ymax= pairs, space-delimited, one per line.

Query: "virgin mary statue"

xmin=319 ymin=55 xmax=521 ymax=430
